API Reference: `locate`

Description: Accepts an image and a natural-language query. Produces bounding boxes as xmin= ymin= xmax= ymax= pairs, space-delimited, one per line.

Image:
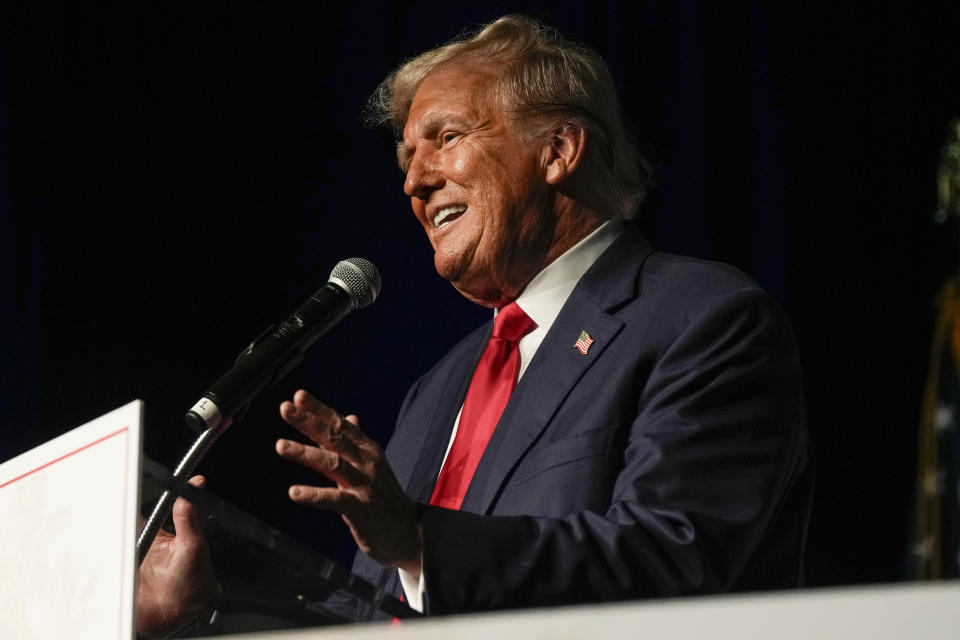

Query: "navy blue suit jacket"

xmin=346 ymin=226 xmax=811 ymax=618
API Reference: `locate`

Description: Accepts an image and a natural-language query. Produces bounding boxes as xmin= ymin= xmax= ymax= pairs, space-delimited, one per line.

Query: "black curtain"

xmin=2 ymin=0 xmax=959 ymax=587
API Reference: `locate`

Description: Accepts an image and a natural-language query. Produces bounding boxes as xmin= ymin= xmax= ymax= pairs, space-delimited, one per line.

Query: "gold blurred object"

xmin=913 ymin=119 xmax=960 ymax=580
xmin=912 ymin=281 xmax=960 ymax=579
xmin=935 ymin=119 xmax=960 ymax=224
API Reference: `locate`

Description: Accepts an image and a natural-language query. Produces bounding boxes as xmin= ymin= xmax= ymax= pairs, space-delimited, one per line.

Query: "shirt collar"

xmin=508 ymin=219 xmax=624 ymax=331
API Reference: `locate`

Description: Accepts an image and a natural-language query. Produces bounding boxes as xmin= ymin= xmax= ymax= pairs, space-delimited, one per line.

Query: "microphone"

xmin=184 ymin=257 xmax=381 ymax=432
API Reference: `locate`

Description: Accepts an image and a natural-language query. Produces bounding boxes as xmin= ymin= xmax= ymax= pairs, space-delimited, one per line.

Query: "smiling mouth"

xmin=433 ymin=204 xmax=467 ymax=229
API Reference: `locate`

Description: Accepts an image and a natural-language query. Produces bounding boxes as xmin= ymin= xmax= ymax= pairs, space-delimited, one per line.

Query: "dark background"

xmin=2 ymin=1 xmax=959 ymax=591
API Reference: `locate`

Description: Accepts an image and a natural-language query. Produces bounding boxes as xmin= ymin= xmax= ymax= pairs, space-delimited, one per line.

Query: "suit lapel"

xmin=461 ymin=226 xmax=654 ymax=514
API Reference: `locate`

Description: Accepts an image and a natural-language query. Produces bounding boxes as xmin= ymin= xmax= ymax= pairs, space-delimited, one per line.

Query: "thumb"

xmin=171 ymin=475 xmax=207 ymax=542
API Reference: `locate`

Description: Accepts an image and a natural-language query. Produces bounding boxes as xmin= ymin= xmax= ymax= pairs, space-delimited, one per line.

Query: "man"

xmin=138 ymin=14 xmax=811 ymax=633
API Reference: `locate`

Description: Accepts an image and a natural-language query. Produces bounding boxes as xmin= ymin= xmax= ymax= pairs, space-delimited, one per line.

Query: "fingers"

xmin=275 ymin=438 xmax=364 ymax=487
xmin=170 ymin=475 xmax=207 ymax=544
xmin=287 ymin=484 xmax=358 ymax=515
xmin=279 ymin=390 xmax=367 ymax=464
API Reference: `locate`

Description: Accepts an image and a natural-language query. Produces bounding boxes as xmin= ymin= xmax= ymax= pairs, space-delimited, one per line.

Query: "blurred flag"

xmin=911 ymin=282 xmax=960 ymax=579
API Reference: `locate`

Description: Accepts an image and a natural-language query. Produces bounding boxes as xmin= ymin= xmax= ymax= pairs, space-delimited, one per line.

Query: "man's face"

xmin=400 ymin=64 xmax=557 ymax=307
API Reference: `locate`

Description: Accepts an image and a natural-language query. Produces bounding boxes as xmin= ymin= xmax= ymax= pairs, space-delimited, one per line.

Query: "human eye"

xmin=441 ymin=131 xmax=461 ymax=146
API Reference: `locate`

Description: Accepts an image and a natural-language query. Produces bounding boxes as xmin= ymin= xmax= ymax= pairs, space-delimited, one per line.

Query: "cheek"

xmin=450 ymin=154 xmax=470 ymax=175
xmin=448 ymin=144 xmax=497 ymax=188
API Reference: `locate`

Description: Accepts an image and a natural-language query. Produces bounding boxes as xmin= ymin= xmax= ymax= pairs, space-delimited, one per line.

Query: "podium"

xmin=0 ymin=402 xmax=415 ymax=639
xmin=212 ymin=581 xmax=960 ymax=640
xmin=0 ymin=402 xmax=143 ymax=639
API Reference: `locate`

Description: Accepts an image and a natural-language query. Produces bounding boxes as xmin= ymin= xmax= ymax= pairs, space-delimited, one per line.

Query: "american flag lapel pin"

xmin=574 ymin=330 xmax=594 ymax=355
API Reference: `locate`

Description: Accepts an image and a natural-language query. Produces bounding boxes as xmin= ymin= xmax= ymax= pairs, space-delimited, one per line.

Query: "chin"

xmin=432 ymin=254 xmax=460 ymax=284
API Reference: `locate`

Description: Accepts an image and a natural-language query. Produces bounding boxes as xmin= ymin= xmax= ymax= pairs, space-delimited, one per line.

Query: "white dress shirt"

xmin=398 ymin=219 xmax=624 ymax=611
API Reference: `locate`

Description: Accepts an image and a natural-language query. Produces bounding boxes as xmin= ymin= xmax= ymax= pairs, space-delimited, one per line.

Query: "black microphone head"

xmin=329 ymin=258 xmax=381 ymax=308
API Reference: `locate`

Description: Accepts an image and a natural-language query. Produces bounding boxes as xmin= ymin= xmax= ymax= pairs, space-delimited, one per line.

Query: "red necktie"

xmin=429 ymin=301 xmax=536 ymax=510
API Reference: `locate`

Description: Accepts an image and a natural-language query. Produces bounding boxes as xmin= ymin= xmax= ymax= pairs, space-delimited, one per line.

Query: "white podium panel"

xmin=0 ymin=401 xmax=142 ymax=640
xmin=219 ymin=581 xmax=960 ymax=640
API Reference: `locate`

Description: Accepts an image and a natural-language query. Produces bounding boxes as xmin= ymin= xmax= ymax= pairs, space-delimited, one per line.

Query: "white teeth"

xmin=433 ymin=204 xmax=467 ymax=228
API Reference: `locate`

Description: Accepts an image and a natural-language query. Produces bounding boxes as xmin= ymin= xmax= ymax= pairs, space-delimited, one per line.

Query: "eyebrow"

xmin=396 ymin=142 xmax=413 ymax=173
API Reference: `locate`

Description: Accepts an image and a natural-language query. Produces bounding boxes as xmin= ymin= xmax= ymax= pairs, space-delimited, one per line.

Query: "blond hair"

xmin=367 ymin=15 xmax=652 ymax=219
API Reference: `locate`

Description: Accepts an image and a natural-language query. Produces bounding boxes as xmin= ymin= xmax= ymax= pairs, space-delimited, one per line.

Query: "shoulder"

xmin=608 ymin=248 xmax=796 ymax=359
xmin=640 ymin=250 xmax=766 ymax=306
xmin=578 ymin=224 xmax=774 ymax=320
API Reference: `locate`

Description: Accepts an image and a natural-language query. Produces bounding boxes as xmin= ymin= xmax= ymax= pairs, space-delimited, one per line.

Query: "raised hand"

xmin=275 ymin=390 xmax=422 ymax=575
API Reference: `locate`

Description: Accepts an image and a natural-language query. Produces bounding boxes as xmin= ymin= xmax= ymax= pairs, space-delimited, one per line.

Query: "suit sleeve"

xmin=416 ymin=286 xmax=809 ymax=613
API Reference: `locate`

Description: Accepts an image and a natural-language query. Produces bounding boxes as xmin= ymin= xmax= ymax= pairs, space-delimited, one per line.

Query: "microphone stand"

xmin=136 ymin=417 xmax=235 ymax=566
xmin=137 ymin=318 xmax=273 ymax=565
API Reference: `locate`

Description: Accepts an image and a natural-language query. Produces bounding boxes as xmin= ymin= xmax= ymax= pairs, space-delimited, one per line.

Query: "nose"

xmin=404 ymin=145 xmax=444 ymax=201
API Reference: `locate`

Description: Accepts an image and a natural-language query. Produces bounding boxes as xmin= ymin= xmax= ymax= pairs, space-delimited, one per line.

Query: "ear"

xmin=544 ymin=121 xmax=586 ymax=186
